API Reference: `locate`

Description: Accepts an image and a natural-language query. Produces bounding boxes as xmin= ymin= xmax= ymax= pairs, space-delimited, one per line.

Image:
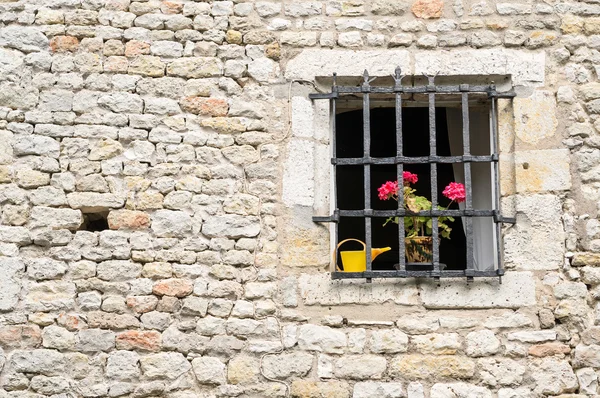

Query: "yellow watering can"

xmin=335 ymin=239 xmax=392 ymax=272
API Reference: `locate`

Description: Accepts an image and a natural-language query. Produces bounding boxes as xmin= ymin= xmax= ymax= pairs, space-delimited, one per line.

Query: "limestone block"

xmin=414 ymin=49 xmax=545 ymax=86
xmin=191 ymin=356 xmax=226 ymax=385
xmin=227 ymin=355 xmax=259 ymax=384
xmin=299 ymin=273 xmax=420 ymax=306
xmin=513 ymin=91 xmax=558 ymax=144
xmin=465 ymin=330 xmax=500 ymax=357
xmin=106 ymin=351 xmax=140 ymax=381
xmin=297 ymin=324 xmax=347 ymax=354
xmin=513 ymin=149 xmax=570 ymax=193
xmin=0 ymin=257 xmax=24 ymax=311
xmin=389 ymin=355 xmax=475 ymax=380
xmin=503 ymin=195 xmax=564 ymax=271
xmin=479 ymin=358 xmax=525 ymax=386
xmin=13 ymin=135 xmax=60 ymax=158
xmin=576 ymin=367 xmax=598 ymax=394
xmin=396 ymin=315 xmax=440 ymax=334
xmin=529 ymin=358 xmax=578 ymax=395
xmin=285 ymin=49 xmax=410 ymax=79
xmin=497 ymin=388 xmax=536 ymax=398
xmin=26 ymin=258 xmax=67 ymax=280
xmin=412 ymin=333 xmax=461 ymax=355
xmin=573 ymin=344 xmax=600 ymax=367
xmin=140 ymin=352 xmax=191 ymax=380
xmin=419 ymin=272 xmax=535 ymax=309
xmin=67 ymin=192 xmax=125 ymax=212
xmin=151 ymin=210 xmax=193 ymax=238
xmin=9 ymin=349 xmax=65 ymax=376
xmin=42 ymin=326 xmax=75 ymax=350
xmin=0 ymin=82 xmax=39 ymax=110
xmin=283 ymin=139 xmax=314 ymax=207
xmin=30 ymin=207 xmax=82 ymax=230
xmin=262 ymin=352 xmax=313 ymax=379
xmin=334 ymin=355 xmax=387 ymax=380
xmin=483 ymin=311 xmax=533 ymax=328
xmin=353 ymin=382 xmax=404 ymax=398
xmin=507 ymin=330 xmax=556 ymax=343
xmin=24 ymin=281 xmax=76 ymax=312
xmin=167 ymin=57 xmax=223 ymax=78
xmin=0 ymin=26 xmax=49 ymax=52
xmin=430 ymin=384 xmax=492 ymax=398
xmin=369 ymin=329 xmax=409 ymax=354
xmin=76 ymin=329 xmax=115 ymax=352
xmin=97 ymin=260 xmax=142 ymax=281
xmin=202 ymin=215 xmax=260 ymax=238
xmin=290 ymin=380 xmax=351 ymax=398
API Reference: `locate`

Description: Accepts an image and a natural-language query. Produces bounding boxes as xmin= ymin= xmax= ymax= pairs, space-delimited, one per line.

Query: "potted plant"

xmin=378 ymin=172 xmax=466 ymax=263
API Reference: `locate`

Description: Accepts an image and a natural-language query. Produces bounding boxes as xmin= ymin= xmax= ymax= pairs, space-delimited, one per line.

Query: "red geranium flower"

xmin=377 ymin=180 xmax=398 ymax=200
xmin=402 ymin=171 xmax=418 ymax=185
xmin=442 ymin=182 xmax=466 ymax=203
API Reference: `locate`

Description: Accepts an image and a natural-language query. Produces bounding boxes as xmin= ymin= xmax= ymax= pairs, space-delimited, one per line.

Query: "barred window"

xmin=311 ymin=68 xmax=516 ymax=282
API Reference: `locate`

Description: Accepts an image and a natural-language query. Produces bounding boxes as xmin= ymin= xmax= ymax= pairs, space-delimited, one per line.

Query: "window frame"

xmin=310 ymin=67 xmax=516 ymax=283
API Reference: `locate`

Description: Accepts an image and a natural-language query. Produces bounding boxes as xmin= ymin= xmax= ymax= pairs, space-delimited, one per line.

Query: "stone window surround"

xmin=280 ymin=48 xmax=551 ymax=309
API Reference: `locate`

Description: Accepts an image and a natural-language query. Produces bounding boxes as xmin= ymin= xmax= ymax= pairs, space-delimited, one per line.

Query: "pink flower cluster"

xmin=442 ymin=182 xmax=466 ymax=203
xmin=377 ymin=180 xmax=398 ymax=200
xmin=378 ymin=172 xmax=419 ymax=200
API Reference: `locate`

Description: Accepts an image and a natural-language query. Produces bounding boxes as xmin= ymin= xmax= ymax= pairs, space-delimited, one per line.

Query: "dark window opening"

xmin=336 ymin=107 xmax=467 ymax=271
xmin=80 ymin=211 xmax=109 ymax=232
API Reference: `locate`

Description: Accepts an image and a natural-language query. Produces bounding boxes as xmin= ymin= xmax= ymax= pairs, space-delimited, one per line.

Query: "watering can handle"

xmin=333 ymin=239 xmax=366 ymax=272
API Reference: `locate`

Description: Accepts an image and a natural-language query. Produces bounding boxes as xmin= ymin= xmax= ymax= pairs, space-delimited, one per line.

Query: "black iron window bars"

xmin=310 ymin=67 xmax=516 ymax=283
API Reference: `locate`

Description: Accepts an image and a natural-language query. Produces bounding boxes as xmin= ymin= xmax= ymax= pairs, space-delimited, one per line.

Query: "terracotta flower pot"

xmin=404 ymin=236 xmax=433 ymax=263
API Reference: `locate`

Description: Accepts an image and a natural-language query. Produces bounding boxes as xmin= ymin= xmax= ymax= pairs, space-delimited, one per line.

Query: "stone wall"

xmin=0 ymin=0 xmax=598 ymax=397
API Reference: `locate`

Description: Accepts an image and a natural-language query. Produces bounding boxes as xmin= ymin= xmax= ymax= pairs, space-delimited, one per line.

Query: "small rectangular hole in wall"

xmin=80 ymin=211 xmax=109 ymax=232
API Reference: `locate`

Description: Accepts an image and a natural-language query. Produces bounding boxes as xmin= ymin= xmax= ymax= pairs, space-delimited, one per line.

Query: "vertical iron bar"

xmin=394 ymin=67 xmax=406 ymax=273
xmin=363 ymin=70 xmax=372 ymax=282
xmin=428 ymin=76 xmax=440 ymax=276
xmin=332 ymin=74 xmax=338 ymax=274
xmin=490 ymin=84 xmax=503 ymax=279
xmin=462 ymin=91 xmax=474 ymax=280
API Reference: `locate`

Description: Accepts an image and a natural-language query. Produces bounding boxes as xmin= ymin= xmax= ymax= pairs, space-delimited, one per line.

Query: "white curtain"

xmin=446 ymin=107 xmax=496 ymax=271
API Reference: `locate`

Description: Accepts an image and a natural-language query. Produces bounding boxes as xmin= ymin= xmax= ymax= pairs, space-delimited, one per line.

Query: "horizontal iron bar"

xmin=331 ymin=269 xmax=502 ymax=279
xmin=329 ymin=85 xmax=513 ymax=95
xmin=338 ymin=209 xmax=499 ymax=217
xmin=494 ymin=215 xmax=516 ymax=224
xmin=333 ymin=155 xmax=498 ymax=165
xmin=309 ymin=92 xmax=338 ymax=100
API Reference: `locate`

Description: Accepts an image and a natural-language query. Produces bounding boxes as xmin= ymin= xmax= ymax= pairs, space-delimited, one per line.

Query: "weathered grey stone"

xmin=14 ymin=135 xmax=60 ymax=158
xmin=10 ymin=349 xmax=65 ymax=376
xmin=97 ymin=260 xmax=142 ymax=281
xmin=479 ymin=358 xmax=525 ymax=386
xmin=412 ymin=333 xmax=461 ymax=355
xmin=202 ymin=215 xmax=260 ymax=238
xmin=529 ymin=358 xmax=578 ymax=394
xmin=353 ymin=382 xmax=404 ymax=398
xmin=507 ymin=330 xmax=556 ymax=343
xmin=420 ymin=272 xmax=535 ymax=309
xmin=262 ymin=352 xmax=313 ymax=379
xmin=0 ymin=257 xmax=24 ymax=311
xmin=369 ymin=329 xmax=409 ymax=354
xmin=42 ymin=326 xmax=76 ymax=350
xmin=191 ymin=356 xmax=226 ymax=385
xmin=151 ymin=210 xmax=193 ymax=238
xmin=26 ymin=258 xmax=67 ymax=280
xmin=465 ymin=330 xmax=501 ymax=357
xmin=334 ymin=355 xmax=387 ymax=380
xmin=298 ymin=324 xmax=347 ymax=354
xmin=77 ymin=329 xmax=115 ymax=352
xmin=0 ymin=26 xmax=49 ymax=52
xmin=430 ymin=383 xmax=492 ymax=398
xmin=106 ymin=350 xmax=140 ymax=381
xmin=25 ymin=281 xmax=77 ymax=312
xmin=140 ymin=352 xmax=191 ymax=380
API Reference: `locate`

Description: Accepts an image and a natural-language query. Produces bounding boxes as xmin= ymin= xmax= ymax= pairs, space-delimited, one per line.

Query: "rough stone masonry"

xmin=0 ymin=0 xmax=599 ymax=397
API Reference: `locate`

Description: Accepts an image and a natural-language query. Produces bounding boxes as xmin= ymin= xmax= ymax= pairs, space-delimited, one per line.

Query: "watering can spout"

xmin=372 ymin=246 xmax=392 ymax=260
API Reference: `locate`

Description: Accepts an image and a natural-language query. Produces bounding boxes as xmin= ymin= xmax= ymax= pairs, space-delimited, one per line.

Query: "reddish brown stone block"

xmin=125 ymin=40 xmax=151 ymax=57
xmin=0 ymin=325 xmax=42 ymax=348
xmin=528 ymin=342 xmax=571 ymax=357
xmin=50 ymin=36 xmax=79 ymax=53
xmin=411 ymin=0 xmax=443 ymax=19
xmin=180 ymin=97 xmax=229 ymax=117
xmin=116 ymin=330 xmax=162 ymax=351
xmin=108 ymin=210 xmax=151 ymax=230
xmin=153 ymin=279 xmax=194 ymax=298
